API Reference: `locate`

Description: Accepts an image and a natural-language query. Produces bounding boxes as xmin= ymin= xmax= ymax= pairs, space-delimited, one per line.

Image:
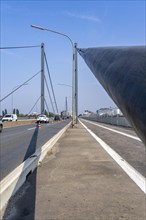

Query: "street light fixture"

xmin=31 ymin=25 xmax=74 ymax=47
xmin=31 ymin=24 xmax=78 ymax=126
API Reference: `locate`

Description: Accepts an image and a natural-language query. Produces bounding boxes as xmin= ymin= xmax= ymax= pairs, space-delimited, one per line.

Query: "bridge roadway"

xmin=1 ymin=119 xmax=145 ymax=220
xmin=0 ymin=119 xmax=71 ymax=181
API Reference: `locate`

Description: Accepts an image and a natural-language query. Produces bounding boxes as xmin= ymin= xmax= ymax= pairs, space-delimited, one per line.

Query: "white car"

xmin=2 ymin=114 xmax=17 ymax=122
xmin=36 ymin=115 xmax=49 ymax=123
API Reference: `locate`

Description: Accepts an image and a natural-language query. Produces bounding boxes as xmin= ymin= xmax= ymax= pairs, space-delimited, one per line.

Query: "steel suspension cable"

xmin=28 ymin=96 xmax=41 ymax=115
xmin=0 ymin=71 xmax=41 ymax=102
xmin=44 ymin=52 xmax=59 ymax=114
xmin=0 ymin=45 xmax=40 ymax=49
xmin=44 ymin=98 xmax=50 ymax=114
xmin=44 ymin=75 xmax=55 ymax=113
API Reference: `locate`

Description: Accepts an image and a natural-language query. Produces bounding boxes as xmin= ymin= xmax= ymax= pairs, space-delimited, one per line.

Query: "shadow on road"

xmin=3 ymin=126 xmax=39 ymax=220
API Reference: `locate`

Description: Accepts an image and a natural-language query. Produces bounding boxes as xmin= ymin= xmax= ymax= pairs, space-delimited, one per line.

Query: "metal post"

xmin=65 ymin=96 xmax=68 ymax=113
xmin=12 ymin=92 xmax=14 ymax=114
xmin=41 ymin=43 xmax=45 ymax=114
xmin=72 ymin=45 xmax=76 ymax=127
xmin=74 ymin=43 xmax=78 ymax=123
xmin=31 ymin=25 xmax=77 ymax=127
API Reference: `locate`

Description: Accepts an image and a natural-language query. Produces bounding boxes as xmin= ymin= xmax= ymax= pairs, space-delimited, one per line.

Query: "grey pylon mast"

xmin=41 ymin=43 xmax=45 ymax=114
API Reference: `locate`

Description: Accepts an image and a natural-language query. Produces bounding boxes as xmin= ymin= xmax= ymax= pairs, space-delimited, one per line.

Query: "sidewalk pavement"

xmin=3 ymin=122 xmax=145 ymax=220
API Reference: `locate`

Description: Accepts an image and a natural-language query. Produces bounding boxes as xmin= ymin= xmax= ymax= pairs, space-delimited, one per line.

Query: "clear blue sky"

xmin=0 ymin=0 xmax=145 ymax=115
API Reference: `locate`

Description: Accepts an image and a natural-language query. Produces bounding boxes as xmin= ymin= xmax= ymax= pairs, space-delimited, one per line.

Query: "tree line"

xmin=1 ymin=109 xmax=55 ymax=118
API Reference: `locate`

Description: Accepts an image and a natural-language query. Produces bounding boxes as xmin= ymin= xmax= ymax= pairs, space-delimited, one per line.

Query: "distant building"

xmin=96 ymin=107 xmax=123 ymax=116
xmin=83 ymin=110 xmax=92 ymax=116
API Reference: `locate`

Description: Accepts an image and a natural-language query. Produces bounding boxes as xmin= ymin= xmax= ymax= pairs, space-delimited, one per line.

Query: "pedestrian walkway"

xmin=2 ymin=122 xmax=145 ymax=220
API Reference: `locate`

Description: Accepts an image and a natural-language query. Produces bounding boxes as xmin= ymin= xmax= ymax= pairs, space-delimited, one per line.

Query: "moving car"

xmin=2 ymin=114 xmax=17 ymax=122
xmin=0 ymin=120 xmax=3 ymax=132
xmin=54 ymin=115 xmax=61 ymax=121
xmin=36 ymin=115 xmax=49 ymax=123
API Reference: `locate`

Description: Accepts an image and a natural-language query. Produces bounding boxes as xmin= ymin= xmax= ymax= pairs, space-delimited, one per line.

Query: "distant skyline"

xmin=0 ymin=0 xmax=145 ymax=115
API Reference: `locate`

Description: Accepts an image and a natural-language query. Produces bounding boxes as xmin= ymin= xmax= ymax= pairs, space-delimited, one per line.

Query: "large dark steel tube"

xmin=78 ymin=46 xmax=146 ymax=146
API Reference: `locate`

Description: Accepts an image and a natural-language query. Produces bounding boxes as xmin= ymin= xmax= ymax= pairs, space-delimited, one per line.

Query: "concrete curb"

xmin=0 ymin=121 xmax=71 ymax=211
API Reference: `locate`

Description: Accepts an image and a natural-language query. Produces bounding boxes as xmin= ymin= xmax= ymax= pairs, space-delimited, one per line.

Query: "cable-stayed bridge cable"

xmin=44 ymin=52 xmax=59 ymax=114
xmin=0 ymin=45 xmax=41 ymax=49
xmin=78 ymin=46 xmax=146 ymax=146
xmin=44 ymin=75 xmax=55 ymax=113
xmin=0 ymin=71 xmax=41 ymax=102
xmin=28 ymin=96 xmax=41 ymax=115
xmin=44 ymin=98 xmax=50 ymax=114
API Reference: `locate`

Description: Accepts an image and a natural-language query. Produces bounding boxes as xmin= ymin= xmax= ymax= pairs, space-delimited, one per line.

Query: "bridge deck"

xmin=2 ymin=122 xmax=145 ymax=220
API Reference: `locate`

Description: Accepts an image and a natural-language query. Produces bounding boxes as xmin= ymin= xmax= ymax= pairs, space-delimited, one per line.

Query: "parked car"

xmin=2 ymin=114 xmax=17 ymax=122
xmin=36 ymin=115 xmax=49 ymax=123
xmin=0 ymin=120 xmax=3 ymax=132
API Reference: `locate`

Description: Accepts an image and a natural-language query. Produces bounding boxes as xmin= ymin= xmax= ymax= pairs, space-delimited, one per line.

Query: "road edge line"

xmin=79 ymin=120 xmax=146 ymax=194
xmin=81 ymin=118 xmax=141 ymax=141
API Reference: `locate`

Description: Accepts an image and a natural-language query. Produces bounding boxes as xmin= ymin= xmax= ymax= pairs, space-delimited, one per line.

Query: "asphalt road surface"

xmin=0 ymin=119 xmax=71 ymax=181
xmin=1 ymin=119 xmax=145 ymax=220
xmin=80 ymin=119 xmax=146 ymax=178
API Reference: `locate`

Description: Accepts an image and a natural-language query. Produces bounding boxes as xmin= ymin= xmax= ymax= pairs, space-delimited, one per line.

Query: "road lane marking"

xmin=80 ymin=120 xmax=146 ymax=194
xmin=27 ymin=127 xmax=36 ymax=131
xmin=81 ymin=119 xmax=141 ymax=141
xmin=0 ymin=121 xmax=72 ymax=211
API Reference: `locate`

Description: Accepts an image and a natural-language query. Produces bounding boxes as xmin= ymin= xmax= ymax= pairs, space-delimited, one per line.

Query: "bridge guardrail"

xmin=81 ymin=114 xmax=131 ymax=128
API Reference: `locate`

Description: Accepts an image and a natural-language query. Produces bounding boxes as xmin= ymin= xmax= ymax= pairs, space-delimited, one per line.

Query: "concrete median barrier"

xmin=0 ymin=121 xmax=71 ymax=212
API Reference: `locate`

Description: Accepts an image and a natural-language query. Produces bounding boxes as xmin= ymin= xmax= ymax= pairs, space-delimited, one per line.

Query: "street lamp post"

xmin=31 ymin=25 xmax=78 ymax=127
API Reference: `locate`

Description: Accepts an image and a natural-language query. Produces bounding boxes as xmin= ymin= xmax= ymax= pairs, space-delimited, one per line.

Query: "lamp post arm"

xmin=31 ymin=25 xmax=74 ymax=48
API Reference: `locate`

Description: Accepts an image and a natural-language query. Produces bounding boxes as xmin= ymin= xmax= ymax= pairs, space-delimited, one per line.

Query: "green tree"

xmin=16 ymin=109 xmax=19 ymax=116
xmin=2 ymin=111 xmax=5 ymax=116
xmin=44 ymin=110 xmax=49 ymax=117
xmin=49 ymin=112 xmax=55 ymax=117
xmin=4 ymin=109 xmax=7 ymax=115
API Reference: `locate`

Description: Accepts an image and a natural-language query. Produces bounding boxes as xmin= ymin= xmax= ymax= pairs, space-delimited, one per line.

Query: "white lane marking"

xmin=81 ymin=119 xmax=141 ymax=141
xmin=27 ymin=127 xmax=36 ymax=131
xmin=80 ymin=120 xmax=146 ymax=194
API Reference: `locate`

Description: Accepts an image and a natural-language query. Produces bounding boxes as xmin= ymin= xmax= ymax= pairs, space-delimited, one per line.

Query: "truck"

xmin=61 ymin=111 xmax=68 ymax=120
